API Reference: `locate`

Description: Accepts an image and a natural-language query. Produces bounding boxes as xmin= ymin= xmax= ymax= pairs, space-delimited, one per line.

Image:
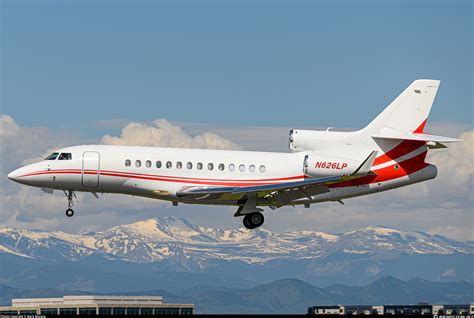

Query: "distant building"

xmin=0 ymin=295 xmax=194 ymax=315
xmin=383 ymin=304 xmax=432 ymax=315
xmin=345 ymin=305 xmax=383 ymax=315
xmin=433 ymin=304 xmax=474 ymax=315
xmin=307 ymin=305 xmax=342 ymax=315
xmin=308 ymin=303 xmax=474 ymax=315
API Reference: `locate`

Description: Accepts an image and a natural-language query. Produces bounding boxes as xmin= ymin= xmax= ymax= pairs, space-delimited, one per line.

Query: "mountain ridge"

xmin=1 ymin=216 xmax=472 ymax=289
xmin=1 ymin=216 xmax=472 ymax=264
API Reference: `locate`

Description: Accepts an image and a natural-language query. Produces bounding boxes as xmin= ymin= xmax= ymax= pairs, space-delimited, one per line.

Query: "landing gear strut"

xmin=243 ymin=212 xmax=265 ymax=230
xmin=64 ymin=190 xmax=77 ymax=217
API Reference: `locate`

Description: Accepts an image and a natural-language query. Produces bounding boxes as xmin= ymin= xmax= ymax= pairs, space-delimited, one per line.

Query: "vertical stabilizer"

xmin=364 ymin=79 xmax=440 ymax=135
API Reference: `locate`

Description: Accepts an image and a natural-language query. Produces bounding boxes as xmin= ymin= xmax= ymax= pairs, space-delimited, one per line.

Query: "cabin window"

xmin=58 ymin=153 xmax=72 ymax=160
xmin=166 ymin=161 xmax=172 ymax=169
xmin=135 ymin=160 xmax=141 ymax=168
xmin=125 ymin=159 xmax=131 ymax=167
xmin=208 ymin=163 xmax=214 ymax=170
xmin=176 ymin=161 xmax=183 ymax=169
xmin=229 ymin=164 xmax=235 ymax=171
xmin=249 ymin=164 xmax=256 ymax=172
xmin=197 ymin=162 xmax=203 ymax=170
xmin=45 ymin=152 xmax=59 ymax=160
xmin=218 ymin=163 xmax=225 ymax=171
xmin=186 ymin=162 xmax=193 ymax=169
xmin=156 ymin=161 xmax=162 ymax=168
xmin=259 ymin=165 xmax=266 ymax=173
xmin=145 ymin=160 xmax=152 ymax=168
xmin=239 ymin=164 xmax=245 ymax=172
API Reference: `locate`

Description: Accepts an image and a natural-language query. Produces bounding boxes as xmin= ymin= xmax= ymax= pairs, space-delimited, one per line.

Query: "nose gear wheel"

xmin=63 ymin=190 xmax=78 ymax=217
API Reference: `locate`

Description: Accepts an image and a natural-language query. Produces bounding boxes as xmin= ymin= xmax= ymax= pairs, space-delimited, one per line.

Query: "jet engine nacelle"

xmin=289 ymin=129 xmax=335 ymax=152
xmin=303 ymin=152 xmax=360 ymax=177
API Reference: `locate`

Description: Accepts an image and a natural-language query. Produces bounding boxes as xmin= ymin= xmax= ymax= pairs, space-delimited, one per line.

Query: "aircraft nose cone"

xmin=8 ymin=168 xmax=21 ymax=181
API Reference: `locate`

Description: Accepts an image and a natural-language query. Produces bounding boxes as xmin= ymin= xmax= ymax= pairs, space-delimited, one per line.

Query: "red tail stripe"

xmin=373 ymin=140 xmax=426 ymax=166
xmin=373 ymin=118 xmax=428 ymax=166
xmin=329 ymin=151 xmax=428 ymax=188
xmin=413 ymin=118 xmax=427 ymax=134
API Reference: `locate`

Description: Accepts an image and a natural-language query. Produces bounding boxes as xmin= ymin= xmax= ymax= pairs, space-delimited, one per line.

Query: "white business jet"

xmin=8 ymin=80 xmax=459 ymax=229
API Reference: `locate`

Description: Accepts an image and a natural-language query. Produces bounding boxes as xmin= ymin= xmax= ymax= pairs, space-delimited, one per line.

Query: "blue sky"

xmin=1 ymin=0 xmax=472 ymax=134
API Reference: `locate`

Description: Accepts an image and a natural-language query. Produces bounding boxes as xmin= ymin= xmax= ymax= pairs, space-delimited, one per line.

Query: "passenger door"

xmin=82 ymin=151 xmax=100 ymax=187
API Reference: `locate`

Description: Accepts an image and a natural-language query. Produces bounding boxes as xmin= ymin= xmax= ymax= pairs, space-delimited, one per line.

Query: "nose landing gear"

xmin=63 ymin=190 xmax=77 ymax=217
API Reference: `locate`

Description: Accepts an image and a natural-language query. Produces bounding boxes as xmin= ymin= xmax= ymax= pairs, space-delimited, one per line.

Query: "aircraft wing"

xmin=177 ymin=175 xmax=341 ymax=197
xmin=175 ymin=175 xmax=343 ymax=207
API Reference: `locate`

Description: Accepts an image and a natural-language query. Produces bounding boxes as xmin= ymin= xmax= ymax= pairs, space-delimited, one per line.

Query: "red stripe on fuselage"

xmin=99 ymin=170 xmax=304 ymax=182
xmin=18 ymin=169 xmax=305 ymax=186
xmin=20 ymin=169 xmax=303 ymax=183
xmin=101 ymin=172 xmax=280 ymax=186
xmin=19 ymin=170 xmax=97 ymax=177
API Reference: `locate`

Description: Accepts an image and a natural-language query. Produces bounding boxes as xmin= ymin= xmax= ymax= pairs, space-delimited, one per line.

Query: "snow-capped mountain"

xmin=1 ymin=216 xmax=473 ymax=291
xmin=1 ymin=217 xmax=472 ymax=266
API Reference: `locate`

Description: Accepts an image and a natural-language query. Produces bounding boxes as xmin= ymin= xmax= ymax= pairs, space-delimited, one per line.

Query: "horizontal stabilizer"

xmin=372 ymin=131 xmax=461 ymax=143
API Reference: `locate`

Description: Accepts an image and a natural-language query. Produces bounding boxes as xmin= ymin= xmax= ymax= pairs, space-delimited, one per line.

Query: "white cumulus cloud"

xmin=0 ymin=114 xmax=20 ymax=137
xmin=101 ymin=119 xmax=239 ymax=150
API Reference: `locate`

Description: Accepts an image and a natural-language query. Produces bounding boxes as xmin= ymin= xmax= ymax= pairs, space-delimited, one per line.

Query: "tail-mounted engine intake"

xmin=289 ymin=129 xmax=329 ymax=152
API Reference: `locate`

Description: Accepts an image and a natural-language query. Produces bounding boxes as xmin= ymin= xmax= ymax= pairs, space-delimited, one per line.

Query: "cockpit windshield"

xmin=45 ymin=152 xmax=59 ymax=160
xmin=58 ymin=153 xmax=72 ymax=160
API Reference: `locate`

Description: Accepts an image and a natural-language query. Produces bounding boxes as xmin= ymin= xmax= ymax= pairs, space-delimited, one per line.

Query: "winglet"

xmin=353 ymin=151 xmax=378 ymax=176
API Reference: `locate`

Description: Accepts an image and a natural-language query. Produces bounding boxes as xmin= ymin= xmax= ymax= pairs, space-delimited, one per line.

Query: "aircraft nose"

xmin=7 ymin=168 xmax=21 ymax=181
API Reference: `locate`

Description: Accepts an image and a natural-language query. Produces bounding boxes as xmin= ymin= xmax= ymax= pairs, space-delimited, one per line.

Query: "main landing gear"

xmin=243 ymin=212 xmax=265 ymax=230
xmin=235 ymin=195 xmax=265 ymax=230
xmin=64 ymin=190 xmax=77 ymax=217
